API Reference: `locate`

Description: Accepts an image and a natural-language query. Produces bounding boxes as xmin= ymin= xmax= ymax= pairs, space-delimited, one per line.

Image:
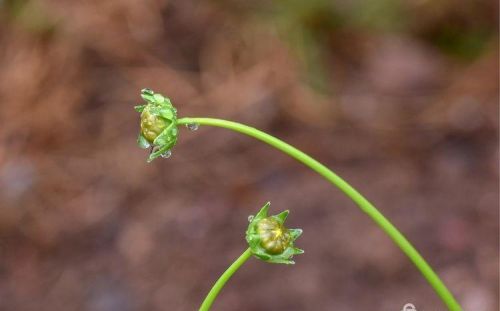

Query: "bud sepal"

xmin=246 ymin=202 xmax=304 ymax=264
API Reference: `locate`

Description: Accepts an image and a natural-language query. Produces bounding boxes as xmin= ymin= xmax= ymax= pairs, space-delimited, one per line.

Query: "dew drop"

xmin=248 ymin=215 xmax=254 ymax=222
xmin=186 ymin=123 xmax=199 ymax=131
xmin=141 ymin=88 xmax=154 ymax=95
xmin=161 ymin=150 xmax=172 ymax=158
xmin=141 ymin=141 xmax=151 ymax=149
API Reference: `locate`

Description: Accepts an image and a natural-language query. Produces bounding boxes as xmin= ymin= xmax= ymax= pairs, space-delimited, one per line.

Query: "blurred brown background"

xmin=0 ymin=0 xmax=498 ymax=310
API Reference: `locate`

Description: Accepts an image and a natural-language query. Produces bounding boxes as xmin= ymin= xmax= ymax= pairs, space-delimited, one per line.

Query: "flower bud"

xmin=135 ymin=88 xmax=179 ymax=162
xmin=140 ymin=108 xmax=169 ymax=143
xmin=246 ymin=202 xmax=304 ymax=264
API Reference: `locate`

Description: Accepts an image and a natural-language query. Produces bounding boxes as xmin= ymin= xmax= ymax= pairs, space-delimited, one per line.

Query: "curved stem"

xmin=199 ymin=248 xmax=253 ymax=311
xmin=178 ymin=117 xmax=462 ymax=311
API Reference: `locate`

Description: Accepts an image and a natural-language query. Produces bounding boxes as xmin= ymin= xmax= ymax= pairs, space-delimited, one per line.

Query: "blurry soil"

xmin=0 ymin=1 xmax=498 ymax=310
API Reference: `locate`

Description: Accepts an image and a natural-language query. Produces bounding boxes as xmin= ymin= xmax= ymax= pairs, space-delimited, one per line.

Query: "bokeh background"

xmin=0 ymin=1 xmax=498 ymax=310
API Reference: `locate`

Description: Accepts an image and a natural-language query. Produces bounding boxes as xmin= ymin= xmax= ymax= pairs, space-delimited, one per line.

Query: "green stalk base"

xmin=199 ymin=248 xmax=253 ymax=311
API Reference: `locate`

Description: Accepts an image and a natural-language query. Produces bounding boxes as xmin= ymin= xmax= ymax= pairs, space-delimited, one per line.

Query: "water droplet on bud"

xmin=141 ymin=88 xmax=154 ymax=95
xmin=186 ymin=123 xmax=199 ymax=131
xmin=161 ymin=150 xmax=172 ymax=158
xmin=248 ymin=215 xmax=254 ymax=222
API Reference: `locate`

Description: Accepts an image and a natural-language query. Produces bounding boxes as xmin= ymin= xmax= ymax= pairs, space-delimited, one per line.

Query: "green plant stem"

xmin=178 ymin=117 xmax=462 ymax=311
xmin=199 ymin=248 xmax=253 ymax=311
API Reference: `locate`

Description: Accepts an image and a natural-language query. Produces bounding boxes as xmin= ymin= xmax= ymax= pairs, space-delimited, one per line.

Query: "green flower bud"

xmin=140 ymin=107 xmax=169 ymax=143
xmin=135 ymin=88 xmax=178 ymax=162
xmin=246 ymin=202 xmax=304 ymax=264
